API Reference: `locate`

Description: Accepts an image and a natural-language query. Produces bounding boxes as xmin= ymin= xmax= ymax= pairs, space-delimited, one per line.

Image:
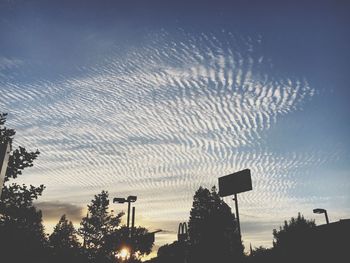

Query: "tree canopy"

xmin=188 ymin=186 xmax=243 ymax=263
xmin=49 ymin=214 xmax=82 ymax=262
xmin=273 ymin=212 xmax=315 ymax=248
xmin=79 ymin=190 xmax=123 ymax=262
xmin=271 ymin=213 xmax=316 ymax=262
xmin=0 ymin=113 xmax=47 ymax=263
xmin=50 ymin=214 xmax=80 ymax=249
xmin=79 ymin=190 xmax=154 ymax=263
xmin=0 ymin=113 xmax=154 ymax=263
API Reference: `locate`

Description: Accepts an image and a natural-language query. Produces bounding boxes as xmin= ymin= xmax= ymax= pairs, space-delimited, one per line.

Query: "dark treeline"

xmin=1 ymin=113 xmax=349 ymax=263
xmin=148 ymin=193 xmax=349 ymax=263
xmin=149 ymin=186 xmax=243 ymax=263
xmin=0 ymin=113 xmax=153 ymax=263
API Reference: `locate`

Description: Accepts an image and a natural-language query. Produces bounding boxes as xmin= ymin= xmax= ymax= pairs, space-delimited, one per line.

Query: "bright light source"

xmin=116 ymin=247 xmax=130 ymax=260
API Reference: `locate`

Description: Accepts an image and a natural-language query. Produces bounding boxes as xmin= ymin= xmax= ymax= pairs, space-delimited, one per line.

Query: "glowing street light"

xmin=313 ymin=208 xmax=329 ymax=224
xmin=116 ymin=247 xmax=130 ymax=261
xmin=113 ymin=195 xmax=137 ymax=236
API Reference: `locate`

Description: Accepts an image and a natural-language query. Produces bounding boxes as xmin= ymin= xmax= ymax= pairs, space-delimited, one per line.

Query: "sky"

xmin=1 ymin=0 xmax=350 ymax=257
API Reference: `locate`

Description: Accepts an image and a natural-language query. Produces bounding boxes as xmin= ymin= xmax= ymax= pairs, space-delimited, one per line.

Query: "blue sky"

xmin=1 ymin=0 xmax=349 ymax=256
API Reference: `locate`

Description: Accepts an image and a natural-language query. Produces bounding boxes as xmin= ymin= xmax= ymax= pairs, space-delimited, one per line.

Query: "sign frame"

xmin=218 ymin=169 xmax=252 ymax=197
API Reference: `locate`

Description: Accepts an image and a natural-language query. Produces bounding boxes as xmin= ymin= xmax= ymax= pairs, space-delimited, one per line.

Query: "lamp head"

xmin=127 ymin=195 xmax=137 ymax=202
xmin=313 ymin=208 xmax=326 ymax=214
xmin=113 ymin=197 xmax=126 ymax=204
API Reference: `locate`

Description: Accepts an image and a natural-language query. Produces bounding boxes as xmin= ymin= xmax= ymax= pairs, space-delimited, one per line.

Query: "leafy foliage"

xmin=50 ymin=214 xmax=80 ymax=250
xmin=156 ymin=241 xmax=187 ymax=263
xmin=0 ymin=113 xmax=47 ymax=262
xmin=49 ymin=214 xmax=83 ymax=262
xmin=188 ymin=186 xmax=243 ymax=263
xmin=248 ymin=246 xmax=274 ymax=263
xmin=0 ymin=113 xmax=15 ymax=144
xmin=79 ymin=190 xmax=124 ymax=261
xmin=0 ymin=113 xmax=154 ymax=263
xmin=273 ymin=212 xmax=315 ymax=249
xmin=115 ymin=225 xmax=154 ymax=257
xmin=5 ymin=146 xmax=40 ymax=182
xmin=79 ymin=190 xmax=155 ymax=262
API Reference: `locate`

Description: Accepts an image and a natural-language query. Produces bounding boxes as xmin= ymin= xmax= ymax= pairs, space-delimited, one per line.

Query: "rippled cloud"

xmin=1 ymin=30 xmax=345 ymax=248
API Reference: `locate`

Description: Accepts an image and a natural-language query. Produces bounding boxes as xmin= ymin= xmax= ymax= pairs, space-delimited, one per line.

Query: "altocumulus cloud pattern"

xmin=1 ymin=30 xmax=338 ymax=239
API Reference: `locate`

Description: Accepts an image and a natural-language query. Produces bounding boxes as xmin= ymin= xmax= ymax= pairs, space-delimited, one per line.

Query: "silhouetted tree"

xmin=188 ymin=186 xmax=243 ymax=263
xmin=272 ymin=213 xmax=315 ymax=262
xmin=273 ymin=213 xmax=315 ymax=247
xmin=79 ymin=190 xmax=123 ymax=262
xmin=0 ymin=113 xmax=47 ymax=263
xmin=115 ymin=225 xmax=154 ymax=261
xmin=248 ymin=246 xmax=274 ymax=263
xmin=79 ymin=191 xmax=154 ymax=263
xmin=132 ymin=226 xmax=154 ymax=257
xmin=156 ymin=241 xmax=187 ymax=263
xmin=49 ymin=214 xmax=83 ymax=262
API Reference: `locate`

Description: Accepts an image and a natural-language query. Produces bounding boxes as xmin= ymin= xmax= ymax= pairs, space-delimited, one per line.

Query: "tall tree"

xmin=188 ymin=186 xmax=243 ymax=263
xmin=79 ymin=190 xmax=123 ymax=262
xmin=0 ymin=113 xmax=47 ymax=263
xmin=49 ymin=214 xmax=81 ymax=262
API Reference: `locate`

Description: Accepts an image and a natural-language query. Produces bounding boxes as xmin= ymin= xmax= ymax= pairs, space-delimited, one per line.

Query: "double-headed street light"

xmin=113 ymin=195 xmax=137 ymax=235
xmin=313 ymin=208 xmax=329 ymax=224
xmin=113 ymin=195 xmax=137 ymax=261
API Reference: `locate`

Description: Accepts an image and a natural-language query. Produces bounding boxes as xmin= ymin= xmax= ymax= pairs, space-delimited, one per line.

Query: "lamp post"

xmin=113 ymin=195 xmax=137 ymax=262
xmin=313 ymin=208 xmax=329 ymax=224
xmin=0 ymin=142 xmax=11 ymax=197
xmin=113 ymin=195 xmax=137 ymax=236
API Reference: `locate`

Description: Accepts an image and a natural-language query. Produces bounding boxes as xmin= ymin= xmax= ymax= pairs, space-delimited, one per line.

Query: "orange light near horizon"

xmin=116 ymin=247 xmax=130 ymax=261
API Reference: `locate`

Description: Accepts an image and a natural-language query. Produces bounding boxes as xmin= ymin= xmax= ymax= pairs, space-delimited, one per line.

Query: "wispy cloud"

xmin=0 ymin=56 xmax=23 ymax=71
xmin=35 ymin=201 xmax=84 ymax=223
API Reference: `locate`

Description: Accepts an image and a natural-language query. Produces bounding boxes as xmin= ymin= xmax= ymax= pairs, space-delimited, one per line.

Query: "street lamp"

xmin=0 ymin=142 xmax=11 ymax=197
xmin=113 ymin=195 xmax=137 ymax=235
xmin=313 ymin=208 xmax=329 ymax=224
xmin=127 ymin=195 xmax=137 ymax=202
xmin=114 ymin=198 xmax=127 ymax=203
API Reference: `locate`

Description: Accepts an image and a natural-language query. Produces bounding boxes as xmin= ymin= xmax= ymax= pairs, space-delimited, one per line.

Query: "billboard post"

xmin=218 ymin=169 xmax=252 ymax=238
xmin=234 ymin=193 xmax=241 ymax=236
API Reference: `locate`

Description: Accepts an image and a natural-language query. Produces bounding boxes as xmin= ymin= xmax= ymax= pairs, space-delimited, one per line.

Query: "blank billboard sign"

xmin=218 ymin=169 xmax=252 ymax=197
